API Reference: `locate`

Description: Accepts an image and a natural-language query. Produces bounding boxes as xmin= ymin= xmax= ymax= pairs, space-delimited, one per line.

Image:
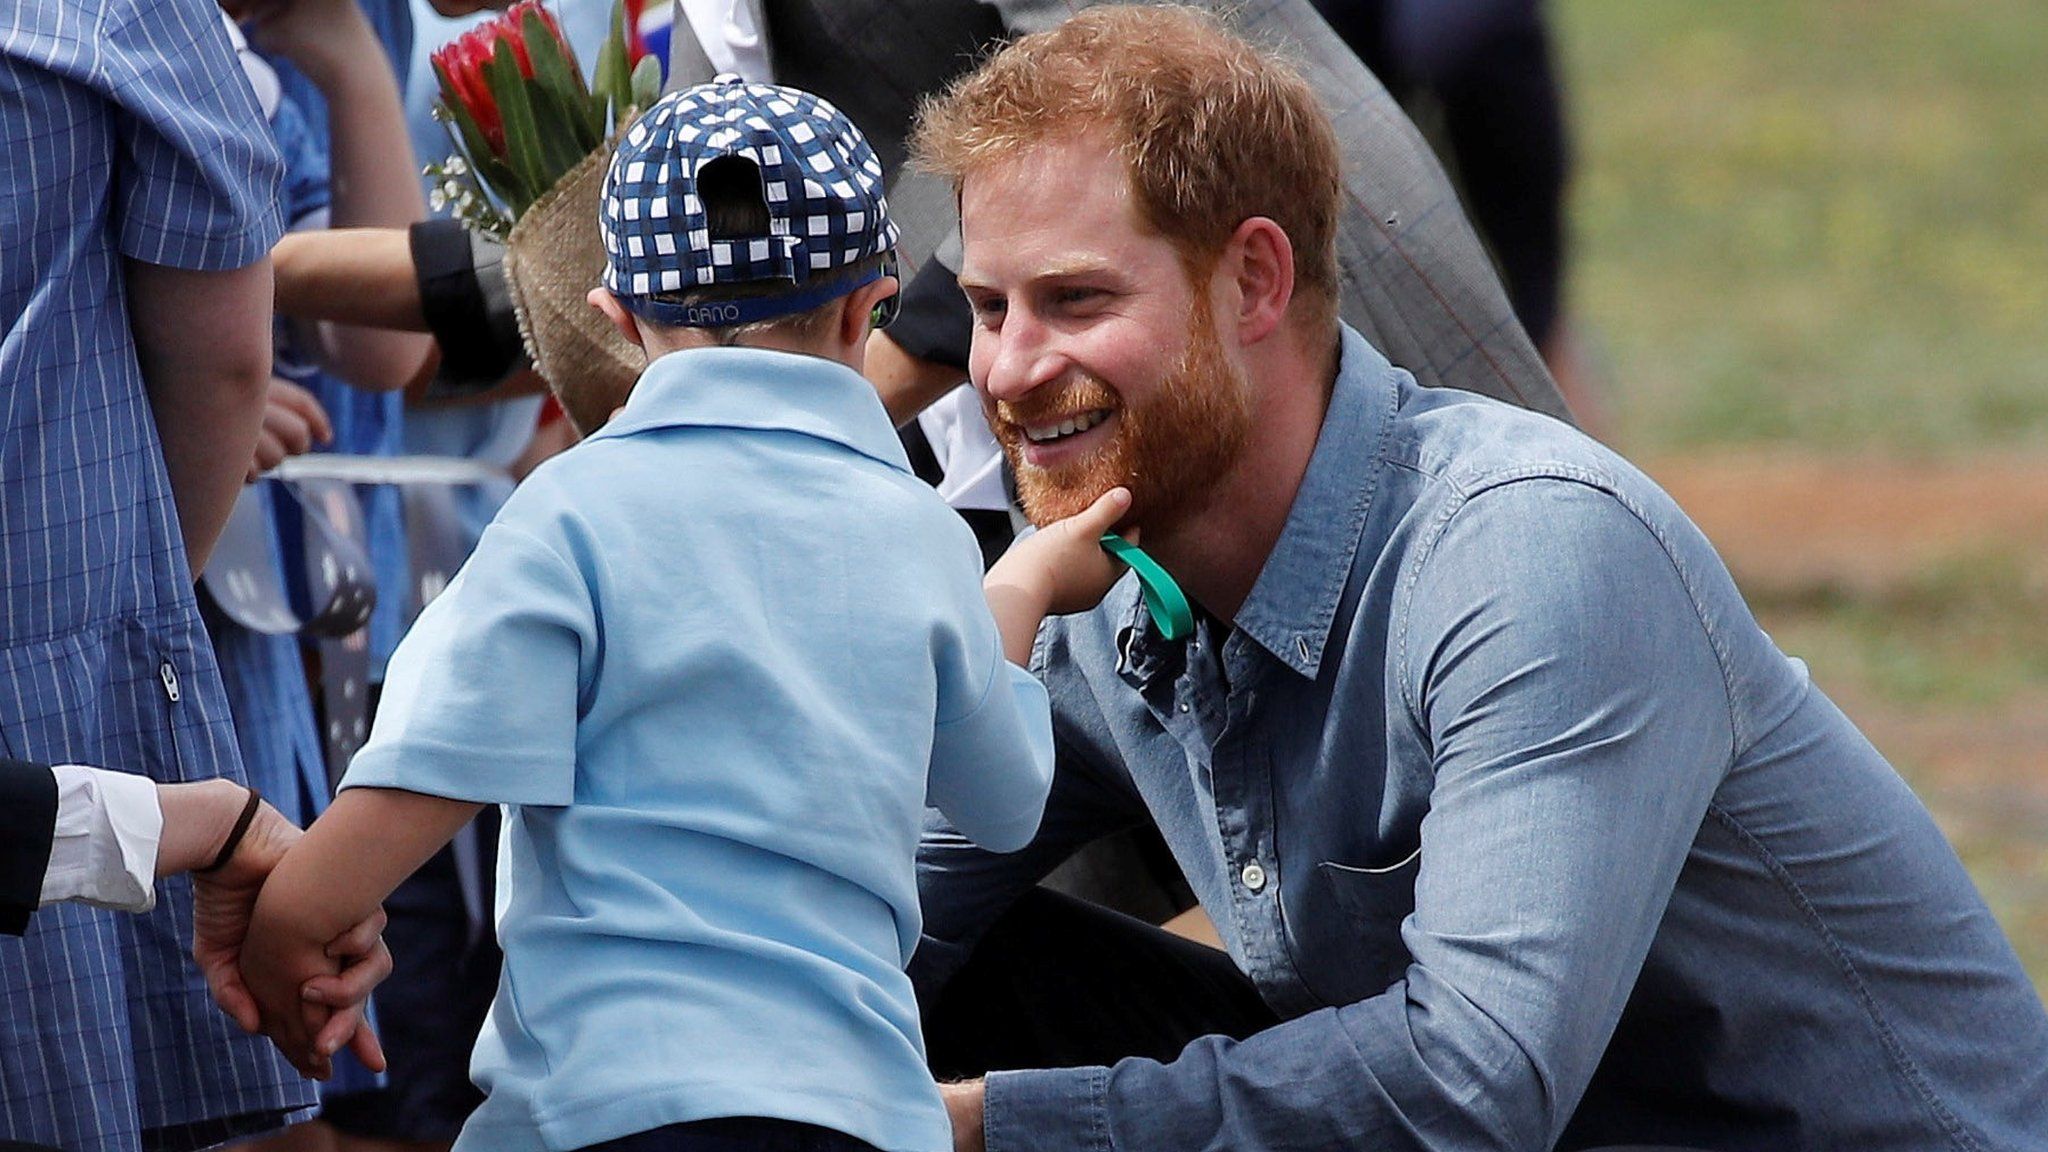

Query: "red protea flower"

xmin=427 ymin=0 xmax=635 ymax=225
xmin=433 ymin=24 xmax=506 ymax=152
xmin=505 ymin=0 xmax=573 ymax=72
xmin=432 ymin=2 xmax=578 ymax=154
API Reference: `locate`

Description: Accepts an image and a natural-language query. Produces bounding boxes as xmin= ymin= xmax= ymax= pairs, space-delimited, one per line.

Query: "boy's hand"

xmin=249 ymin=377 xmax=332 ymax=481
xmin=193 ymin=798 xmax=392 ymax=1078
xmin=301 ymin=913 xmax=393 ymax=1074
xmin=988 ymin=487 xmax=1134 ymax=617
xmin=239 ymin=880 xmax=348 ymax=1078
xmin=983 ymin=487 xmax=1131 ymax=666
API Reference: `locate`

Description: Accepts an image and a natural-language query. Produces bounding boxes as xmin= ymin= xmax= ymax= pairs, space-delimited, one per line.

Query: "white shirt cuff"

xmin=39 ymin=765 xmax=163 ymax=914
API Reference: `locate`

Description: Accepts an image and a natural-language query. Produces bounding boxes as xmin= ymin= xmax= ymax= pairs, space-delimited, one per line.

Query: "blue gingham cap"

xmin=600 ymin=76 xmax=901 ymax=327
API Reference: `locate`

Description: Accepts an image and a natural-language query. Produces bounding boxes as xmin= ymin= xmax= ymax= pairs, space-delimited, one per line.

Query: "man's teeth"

xmin=1024 ymin=409 xmax=1110 ymax=444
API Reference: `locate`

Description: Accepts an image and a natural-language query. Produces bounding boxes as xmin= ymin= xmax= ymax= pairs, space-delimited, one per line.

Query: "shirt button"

xmin=1178 ymin=702 xmax=1191 ymax=713
xmin=1240 ymin=862 xmax=1267 ymax=892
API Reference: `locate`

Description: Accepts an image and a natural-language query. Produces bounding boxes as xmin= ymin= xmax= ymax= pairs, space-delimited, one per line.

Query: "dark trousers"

xmin=922 ymin=888 xmax=1277 ymax=1079
xmin=924 ymin=890 xmax=1713 ymax=1152
xmin=577 ymin=1117 xmax=879 ymax=1152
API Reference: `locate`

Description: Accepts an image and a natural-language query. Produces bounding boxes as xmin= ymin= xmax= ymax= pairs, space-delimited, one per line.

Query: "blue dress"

xmin=0 ymin=0 xmax=315 ymax=1147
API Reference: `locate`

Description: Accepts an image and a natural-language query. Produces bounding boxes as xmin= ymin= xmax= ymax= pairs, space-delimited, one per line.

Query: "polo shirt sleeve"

xmin=100 ymin=0 xmax=284 ymax=270
xmin=925 ymin=614 xmax=1055 ymax=855
xmin=342 ymin=520 xmax=596 ymax=807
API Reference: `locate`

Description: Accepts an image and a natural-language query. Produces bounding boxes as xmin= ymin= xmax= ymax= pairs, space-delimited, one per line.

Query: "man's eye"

xmin=970 ymin=297 xmax=1007 ymax=325
xmin=1055 ymin=287 xmax=1101 ymax=306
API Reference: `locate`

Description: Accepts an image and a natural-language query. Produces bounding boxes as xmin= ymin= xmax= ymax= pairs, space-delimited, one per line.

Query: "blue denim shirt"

xmin=915 ymin=327 xmax=2048 ymax=1152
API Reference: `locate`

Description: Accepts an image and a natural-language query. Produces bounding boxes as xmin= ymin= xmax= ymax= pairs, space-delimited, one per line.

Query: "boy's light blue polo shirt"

xmin=343 ymin=346 xmax=1056 ymax=1152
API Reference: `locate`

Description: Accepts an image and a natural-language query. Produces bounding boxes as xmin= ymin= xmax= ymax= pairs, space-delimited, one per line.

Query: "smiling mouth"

xmin=1021 ymin=408 xmax=1113 ymax=444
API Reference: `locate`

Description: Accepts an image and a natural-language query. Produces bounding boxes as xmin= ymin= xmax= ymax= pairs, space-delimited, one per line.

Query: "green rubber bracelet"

xmin=1100 ymin=533 xmax=1194 ymax=641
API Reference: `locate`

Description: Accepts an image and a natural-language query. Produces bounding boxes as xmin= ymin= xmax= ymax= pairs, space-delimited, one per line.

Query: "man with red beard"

xmin=904 ymin=9 xmax=2048 ymax=1152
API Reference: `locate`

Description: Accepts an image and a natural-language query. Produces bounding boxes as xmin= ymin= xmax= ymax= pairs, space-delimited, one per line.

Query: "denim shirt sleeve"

xmin=982 ymin=478 xmax=1738 ymax=1152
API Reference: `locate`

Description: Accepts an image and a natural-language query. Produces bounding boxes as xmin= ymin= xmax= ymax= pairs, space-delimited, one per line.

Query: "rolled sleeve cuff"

xmin=985 ymin=1066 xmax=1111 ymax=1152
xmin=43 ymin=765 xmax=163 ymax=913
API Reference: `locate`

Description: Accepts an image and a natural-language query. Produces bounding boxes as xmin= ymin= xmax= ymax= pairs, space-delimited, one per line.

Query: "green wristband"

xmin=1099 ymin=533 xmax=1194 ymax=641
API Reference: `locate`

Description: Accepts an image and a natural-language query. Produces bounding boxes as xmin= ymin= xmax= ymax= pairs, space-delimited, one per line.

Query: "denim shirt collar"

xmin=1230 ymin=325 xmax=1397 ymax=678
xmin=590 ymin=345 xmax=913 ymax=475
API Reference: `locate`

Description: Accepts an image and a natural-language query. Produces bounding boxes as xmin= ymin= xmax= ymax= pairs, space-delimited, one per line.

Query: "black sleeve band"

xmin=410 ymin=220 xmax=528 ymax=394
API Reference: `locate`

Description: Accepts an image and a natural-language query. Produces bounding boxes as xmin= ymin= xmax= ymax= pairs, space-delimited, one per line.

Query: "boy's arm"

xmin=981 ymin=488 xmax=1132 ymax=664
xmin=238 ymin=0 xmax=433 ymax=392
xmin=923 ymin=488 xmax=1134 ymax=854
xmin=272 ymin=227 xmax=425 ymax=330
xmin=240 ymin=786 xmax=481 ymax=1073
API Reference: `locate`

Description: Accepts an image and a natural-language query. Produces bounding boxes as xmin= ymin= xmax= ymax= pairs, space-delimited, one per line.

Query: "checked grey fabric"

xmin=601 ymin=77 xmax=900 ymax=312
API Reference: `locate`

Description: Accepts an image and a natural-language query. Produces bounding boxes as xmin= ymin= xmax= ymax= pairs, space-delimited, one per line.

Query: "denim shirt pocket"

xmin=1315 ymin=848 xmax=1423 ymax=1000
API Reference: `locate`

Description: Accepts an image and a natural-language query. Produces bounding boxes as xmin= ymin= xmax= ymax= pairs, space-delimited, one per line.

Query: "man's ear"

xmin=1220 ymin=217 xmax=1295 ymax=347
xmin=587 ymin=287 xmax=647 ymax=350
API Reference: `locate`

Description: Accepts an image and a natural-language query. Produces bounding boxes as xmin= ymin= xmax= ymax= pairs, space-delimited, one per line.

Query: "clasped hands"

xmin=189 ymin=790 xmax=392 ymax=1080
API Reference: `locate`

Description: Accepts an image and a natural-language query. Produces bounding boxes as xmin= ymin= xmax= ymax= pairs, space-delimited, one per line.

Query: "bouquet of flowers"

xmin=424 ymin=0 xmax=662 ymax=432
xmin=426 ymin=0 xmax=662 ymax=238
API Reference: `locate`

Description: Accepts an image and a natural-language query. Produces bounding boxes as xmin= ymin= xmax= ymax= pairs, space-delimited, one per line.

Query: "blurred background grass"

xmin=1553 ymin=1 xmax=2048 ymax=982
xmin=1561 ymin=0 xmax=2048 ymax=450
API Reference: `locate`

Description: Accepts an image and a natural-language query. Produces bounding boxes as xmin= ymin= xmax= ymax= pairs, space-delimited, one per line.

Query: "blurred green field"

xmin=1554 ymin=2 xmax=2048 ymax=983
xmin=1560 ymin=0 xmax=2048 ymax=451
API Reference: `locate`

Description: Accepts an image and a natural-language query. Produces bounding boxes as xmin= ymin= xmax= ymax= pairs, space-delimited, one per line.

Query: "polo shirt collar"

xmin=1230 ymin=325 xmax=1398 ymax=678
xmin=589 ymin=345 xmax=912 ymax=474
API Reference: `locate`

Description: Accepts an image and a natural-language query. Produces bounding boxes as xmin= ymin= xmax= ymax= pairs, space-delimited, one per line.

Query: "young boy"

xmin=239 ymin=78 xmax=1132 ymax=1152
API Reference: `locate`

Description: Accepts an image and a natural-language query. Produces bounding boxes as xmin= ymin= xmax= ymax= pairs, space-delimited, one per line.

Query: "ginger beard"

xmin=992 ymin=284 xmax=1254 ymax=529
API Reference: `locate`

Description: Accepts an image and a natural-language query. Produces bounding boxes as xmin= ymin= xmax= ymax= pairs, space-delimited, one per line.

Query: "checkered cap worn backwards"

xmin=600 ymin=75 xmax=900 ymax=327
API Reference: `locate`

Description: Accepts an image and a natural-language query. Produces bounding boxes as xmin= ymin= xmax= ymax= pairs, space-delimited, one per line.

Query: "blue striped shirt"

xmin=1 ymin=0 xmax=318 ymax=1147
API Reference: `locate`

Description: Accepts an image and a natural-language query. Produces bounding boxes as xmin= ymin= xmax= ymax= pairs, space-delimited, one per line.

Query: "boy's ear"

xmin=588 ymin=288 xmax=646 ymax=350
xmin=837 ymin=275 xmax=899 ymax=349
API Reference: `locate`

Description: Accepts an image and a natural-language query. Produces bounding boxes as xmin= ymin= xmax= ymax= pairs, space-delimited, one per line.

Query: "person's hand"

xmin=220 ymin=0 xmax=376 ymax=82
xmin=986 ymin=486 xmax=1134 ymax=619
xmin=299 ymin=912 xmax=392 ymax=1074
xmin=191 ymin=796 xmax=390 ymax=1078
xmin=982 ymin=487 xmax=1133 ymax=666
xmin=248 ymin=377 xmax=333 ymax=481
xmin=940 ymin=1080 xmax=987 ymax=1152
xmin=235 ymin=885 xmax=343 ymax=1078
xmin=192 ymin=794 xmax=301 ymax=1035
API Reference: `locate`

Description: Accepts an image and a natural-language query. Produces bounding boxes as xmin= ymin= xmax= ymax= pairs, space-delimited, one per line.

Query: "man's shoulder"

xmin=1379 ymin=381 xmax=1687 ymax=534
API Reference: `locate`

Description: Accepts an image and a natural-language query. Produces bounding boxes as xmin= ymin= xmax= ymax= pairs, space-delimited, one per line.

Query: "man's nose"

xmin=978 ymin=311 xmax=1065 ymax=404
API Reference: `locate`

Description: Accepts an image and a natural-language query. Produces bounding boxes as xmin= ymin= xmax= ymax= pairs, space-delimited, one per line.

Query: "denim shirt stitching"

xmin=1704 ymin=805 xmax=1985 ymax=1152
xmin=1534 ymin=466 xmax=1751 ymax=752
xmin=1088 ymin=1065 xmax=1112 ymax=1152
xmin=1391 ymin=479 xmax=1469 ymax=737
xmin=1392 ymin=463 xmax=1745 ymax=761
xmin=1236 ymin=365 xmax=1394 ymax=679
